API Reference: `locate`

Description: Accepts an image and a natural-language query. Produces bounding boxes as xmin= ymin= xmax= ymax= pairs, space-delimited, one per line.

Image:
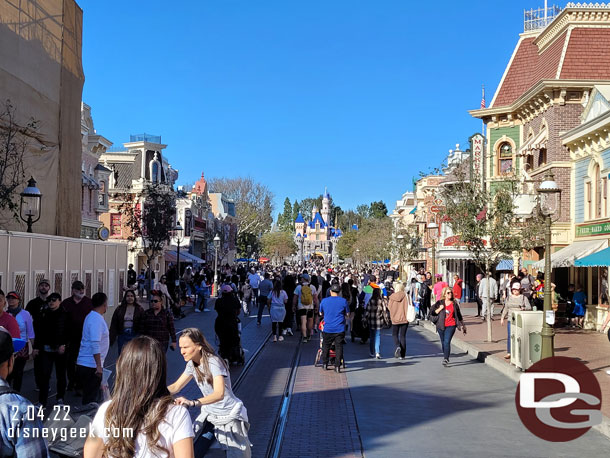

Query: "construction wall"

xmin=0 ymin=0 xmax=84 ymax=237
xmin=0 ymin=231 xmax=128 ymax=327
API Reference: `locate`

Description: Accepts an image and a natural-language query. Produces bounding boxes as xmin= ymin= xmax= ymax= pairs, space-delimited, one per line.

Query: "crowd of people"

xmin=1 ymin=257 xmax=603 ymax=457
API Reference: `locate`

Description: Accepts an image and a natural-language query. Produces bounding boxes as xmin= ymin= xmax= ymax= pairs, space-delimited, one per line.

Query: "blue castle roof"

xmin=308 ymin=212 xmax=326 ymax=229
xmin=295 ymin=212 xmax=305 ymax=223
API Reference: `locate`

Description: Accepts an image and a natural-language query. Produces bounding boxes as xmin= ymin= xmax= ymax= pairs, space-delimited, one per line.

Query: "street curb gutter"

xmin=417 ymin=320 xmax=610 ymax=440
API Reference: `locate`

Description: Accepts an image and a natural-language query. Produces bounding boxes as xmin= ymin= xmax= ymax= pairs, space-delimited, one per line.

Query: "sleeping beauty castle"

xmin=294 ymin=189 xmax=343 ymax=263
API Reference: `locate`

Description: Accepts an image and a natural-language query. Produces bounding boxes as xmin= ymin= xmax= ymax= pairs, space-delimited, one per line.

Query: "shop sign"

xmin=576 ymin=221 xmax=610 ymax=237
xmin=469 ymin=133 xmax=485 ymax=189
xmin=443 ymin=235 xmax=487 ymax=247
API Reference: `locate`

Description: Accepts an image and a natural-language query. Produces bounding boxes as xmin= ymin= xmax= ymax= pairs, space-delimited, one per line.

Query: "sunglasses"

xmin=151 ymin=299 xmax=161 ymax=303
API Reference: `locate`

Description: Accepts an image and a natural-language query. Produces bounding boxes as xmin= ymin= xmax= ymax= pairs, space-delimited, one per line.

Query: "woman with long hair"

xmin=268 ymin=279 xmax=287 ymax=342
xmin=429 ymin=286 xmax=467 ymax=366
xmin=364 ymin=287 xmax=384 ymax=359
xmin=169 ymin=328 xmax=251 ymax=457
xmin=109 ymin=289 xmax=144 ymax=355
xmin=84 ymin=335 xmax=194 ymax=457
xmin=387 ymin=282 xmax=409 ymax=359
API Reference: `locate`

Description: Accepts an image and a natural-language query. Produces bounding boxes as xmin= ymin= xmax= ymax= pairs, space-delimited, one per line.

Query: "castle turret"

xmin=321 ymin=188 xmax=330 ymax=225
xmin=312 ymin=205 xmax=318 ymax=221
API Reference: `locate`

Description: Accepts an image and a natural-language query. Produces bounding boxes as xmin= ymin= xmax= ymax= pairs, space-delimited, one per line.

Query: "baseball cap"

xmin=72 ymin=280 xmax=85 ymax=290
xmin=221 ymin=284 xmax=233 ymax=293
xmin=6 ymin=291 xmax=20 ymax=301
xmin=0 ymin=326 xmax=26 ymax=364
xmin=511 ymin=282 xmax=522 ymax=290
xmin=330 ymin=283 xmax=341 ymax=293
xmin=38 ymin=278 xmax=51 ymax=287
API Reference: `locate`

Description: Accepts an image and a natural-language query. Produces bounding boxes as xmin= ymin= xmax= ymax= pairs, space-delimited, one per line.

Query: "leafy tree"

xmin=0 ymin=100 xmax=38 ymax=220
xmin=117 ymin=183 xmax=176 ymax=296
xmin=292 ymin=200 xmax=301 ymax=222
xmin=260 ymin=231 xmax=297 ymax=262
xmin=352 ymin=217 xmax=393 ymax=262
xmin=277 ymin=197 xmax=293 ymax=232
xmin=336 ymin=230 xmax=358 ymax=259
xmin=207 ymin=176 xmax=274 ymax=240
xmin=236 ymin=232 xmax=259 ymax=258
xmin=437 ymin=166 xmax=538 ymax=342
xmin=356 ymin=204 xmax=370 ymax=219
xmin=369 ymin=201 xmax=388 ymax=219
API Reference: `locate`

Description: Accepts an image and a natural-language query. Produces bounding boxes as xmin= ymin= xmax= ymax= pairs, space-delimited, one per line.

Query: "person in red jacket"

xmin=453 ymin=275 xmax=463 ymax=304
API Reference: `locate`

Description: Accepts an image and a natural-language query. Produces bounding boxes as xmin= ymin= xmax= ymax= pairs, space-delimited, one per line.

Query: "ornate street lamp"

xmin=396 ymin=234 xmax=404 ymax=280
xmin=427 ymin=222 xmax=439 ymax=279
xmin=247 ymin=244 xmax=252 ymax=270
xmin=20 ymin=177 xmax=42 ymax=233
xmin=213 ymin=234 xmax=221 ymax=297
xmin=537 ymin=170 xmax=561 ymax=359
xmin=174 ymin=222 xmax=183 ymax=296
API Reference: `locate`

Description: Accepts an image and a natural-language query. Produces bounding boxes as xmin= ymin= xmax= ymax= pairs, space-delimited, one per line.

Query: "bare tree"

xmin=207 ymin=177 xmax=274 ymax=238
xmin=0 ymin=100 xmax=39 ymax=219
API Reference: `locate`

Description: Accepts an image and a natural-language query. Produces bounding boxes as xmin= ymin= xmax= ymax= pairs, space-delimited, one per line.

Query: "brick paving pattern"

xmin=280 ymin=339 xmax=362 ymax=458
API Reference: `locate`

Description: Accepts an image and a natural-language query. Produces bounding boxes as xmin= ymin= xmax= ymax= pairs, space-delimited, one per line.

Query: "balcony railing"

xmin=524 ymin=4 xmax=562 ymax=32
xmin=129 ymin=133 xmax=162 ymax=143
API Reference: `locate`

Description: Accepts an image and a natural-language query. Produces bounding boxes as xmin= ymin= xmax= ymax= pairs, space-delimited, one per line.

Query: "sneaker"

xmin=203 ymin=309 xmax=211 ymax=312
xmin=394 ymin=347 xmax=401 ymax=359
xmin=376 ymin=353 xmax=381 ymax=359
xmin=287 ymin=328 xmax=294 ymax=336
xmin=442 ymin=359 xmax=449 ymax=366
xmin=282 ymin=329 xmax=287 ymax=336
xmin=369 ymin=352 xmax=375 ymax=358
xmin=273 ymin=335 xmax=277 ymax=342
xmin=302 ymin=337 xmax=308 ymax=343
xmin=194 ymin=308 xmax=201 ymax=313
xmin=278 ymin=336 xmax=284 ymax=342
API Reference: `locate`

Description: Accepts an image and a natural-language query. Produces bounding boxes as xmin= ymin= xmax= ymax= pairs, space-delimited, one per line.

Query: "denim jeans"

xmin=437 ymin=325 xmax=456 ymax=360
xmin=117 ymin=330 xmax=135 ymax=355
xmin=196 ymin=293 xmax=208 ymax=311
xmin=507 ymin=321 xmax=511 ymax=353
xmin=369 ymin=328 xmax=381 ymax=355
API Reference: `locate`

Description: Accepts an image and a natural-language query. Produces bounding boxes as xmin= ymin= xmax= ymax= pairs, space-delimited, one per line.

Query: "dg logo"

xmin=516 ymin=356 xmax=602 ymax=442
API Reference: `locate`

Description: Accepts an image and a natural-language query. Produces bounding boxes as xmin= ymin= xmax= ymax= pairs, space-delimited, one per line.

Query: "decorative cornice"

xmin=471 ymin=80 xmax=610 ymax=119
xmin=535 ymin=4 xmax=610 ymax=52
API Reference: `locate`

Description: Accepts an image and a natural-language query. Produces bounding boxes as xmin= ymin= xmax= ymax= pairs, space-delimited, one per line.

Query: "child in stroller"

xmin=314 ymin=320 xmax=346 ymax=369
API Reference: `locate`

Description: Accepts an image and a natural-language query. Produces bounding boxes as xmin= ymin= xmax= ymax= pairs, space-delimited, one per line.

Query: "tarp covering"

xmin=575 ymin=246 xmax=610 ymax=267
xmin=496 ymin=259 xmax=514 ymax=271
xmin=533 ymin=239 xmax=608 ymax=271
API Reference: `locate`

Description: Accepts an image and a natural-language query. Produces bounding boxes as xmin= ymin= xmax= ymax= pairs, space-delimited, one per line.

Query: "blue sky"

xmin=80 ymin=0 xmax=542 ymax=218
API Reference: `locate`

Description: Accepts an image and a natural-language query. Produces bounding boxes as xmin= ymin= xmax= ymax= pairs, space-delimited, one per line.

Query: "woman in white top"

xmin=267 ymin=280 xmax=288 ymax=342
xmin=84 ymin=336 xmax=194 ymax=458
xmin=169 ymin=327 xmax=251 ymax=458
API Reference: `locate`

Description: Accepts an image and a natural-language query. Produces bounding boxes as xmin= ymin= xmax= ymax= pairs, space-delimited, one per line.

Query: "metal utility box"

xmin=510 ymin=311 xmax=543 ymax=370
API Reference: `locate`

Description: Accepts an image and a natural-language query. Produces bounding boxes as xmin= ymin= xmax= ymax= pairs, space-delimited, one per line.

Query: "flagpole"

xmin=481 ymin=84 xmax=485 ymax=135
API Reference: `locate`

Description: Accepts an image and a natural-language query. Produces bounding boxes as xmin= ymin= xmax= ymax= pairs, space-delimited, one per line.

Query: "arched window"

xmin=152 ymin=162 xmax=159 ymax=182
xmin=497 ymin=142 xmax=513 ymax=175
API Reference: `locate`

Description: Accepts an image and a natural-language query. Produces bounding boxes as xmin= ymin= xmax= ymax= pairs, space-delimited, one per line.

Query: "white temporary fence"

xmin=0 ymin=230 xmax=128 ymax=326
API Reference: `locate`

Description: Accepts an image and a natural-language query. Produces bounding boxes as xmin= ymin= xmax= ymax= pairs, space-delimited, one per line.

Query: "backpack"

xmin=418 ymin=282 xmax=428 ymax=301
xmin=300 ymin=284 xmax=313 ymax=306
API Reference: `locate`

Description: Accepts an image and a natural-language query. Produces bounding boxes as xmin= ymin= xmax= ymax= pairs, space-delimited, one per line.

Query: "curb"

xmin=417 ymin=320 xmax=610 ymax=440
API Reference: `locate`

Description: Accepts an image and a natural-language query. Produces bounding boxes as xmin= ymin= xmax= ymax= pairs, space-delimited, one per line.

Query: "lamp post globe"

xmin=20 ymin=177 xmax=42 ymax=233
xmin=537 ymin=171 xmax=561 ymax=359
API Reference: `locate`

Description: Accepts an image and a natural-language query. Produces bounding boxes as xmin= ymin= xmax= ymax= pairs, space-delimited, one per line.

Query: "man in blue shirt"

xmin=319 ymin=283 xmax=349 ymax=373
xmin=0 ymin=324 xmax=49 ymax=457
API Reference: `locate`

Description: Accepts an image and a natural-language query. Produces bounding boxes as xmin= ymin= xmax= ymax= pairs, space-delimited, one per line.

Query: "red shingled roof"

xmin=560 ymin=28 xmax=610 ymax=79
xmin=493 ymin=32 xmax=566 ymax=107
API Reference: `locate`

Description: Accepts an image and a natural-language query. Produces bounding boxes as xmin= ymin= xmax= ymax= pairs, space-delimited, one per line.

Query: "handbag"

xmin=406 ymin=296 xmax=416 ymax=323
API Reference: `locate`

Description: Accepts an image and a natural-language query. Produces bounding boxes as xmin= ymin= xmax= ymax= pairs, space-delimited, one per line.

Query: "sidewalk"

xmin=419 ymin=302 xmax=610 ymax=437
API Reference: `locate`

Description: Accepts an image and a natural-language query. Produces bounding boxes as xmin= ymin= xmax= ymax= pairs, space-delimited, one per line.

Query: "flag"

xmin=480 ymin=84 xmax=486 ymax=109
